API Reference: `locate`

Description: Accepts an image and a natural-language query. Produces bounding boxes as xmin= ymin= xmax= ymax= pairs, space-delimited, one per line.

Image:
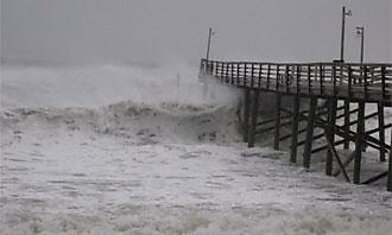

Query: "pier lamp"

xmin=355 ymin=26 xmax=365 ymax=64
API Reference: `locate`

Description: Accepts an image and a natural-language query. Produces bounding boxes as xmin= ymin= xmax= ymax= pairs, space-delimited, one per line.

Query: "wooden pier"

xmin=199 ymin=58 xmax=392 ymax=191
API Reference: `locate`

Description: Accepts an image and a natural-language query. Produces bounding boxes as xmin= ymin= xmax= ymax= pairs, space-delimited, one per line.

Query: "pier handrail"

xmin=199 ymin=58 xmax=392 ymax=106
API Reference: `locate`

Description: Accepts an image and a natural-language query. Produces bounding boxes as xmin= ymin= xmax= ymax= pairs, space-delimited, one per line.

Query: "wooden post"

xmin=326 ymin=98 xmax=337 ymax=176
xmin=388 ymin=127 xmax=392 ymax=191
xmin=248 ymin=90 xmax=260 ymax=148
xmin=243 ymin=89 xmax=251 ymax=142
xmin=324 ymin=133 xmax=351 ymax=182
xmin=344 ymin=67 xmax=353 ymax=149
xmin=266 ymin=64 xmax=271 ymax=89
xmin=378 ymin=102 xmax=386 ymax=162
xmin=237 ymin=63 xmax=240 ymax=85
xmin=250 ymin=63 xmax=255 ymax=87
xmin=303 ymin=97 xmax=317 ymax=168
xmin=333 ymin=152 xmax=355 ymax=177
xmin=354 ymin=101 xmax=365 ymax=184
xmin=343 ymin=100 xmax=350 ymax=149
xmin=274 ymin=93 xmax=282 ymax=150
xmin=290 ymin=96 xmax=300 ymax=163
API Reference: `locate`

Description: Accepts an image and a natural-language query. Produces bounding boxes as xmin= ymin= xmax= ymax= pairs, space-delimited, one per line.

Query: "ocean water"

xmin=1 ymin=64 xmax=391 ymax=234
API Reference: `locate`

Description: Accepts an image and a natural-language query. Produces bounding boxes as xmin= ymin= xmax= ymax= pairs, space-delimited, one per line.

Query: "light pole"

xmin=340 ymin=6 xmax=352 ymax=62
xmin=341 ymin=6 xmax=352 ymax=150
xmin=203 ymin=28 xmax=215 ymax=100
xmin=355 ymin=25 xmax=366 ymax=150
xmin=206 ymin=28 xmax=215 ymax=61
xmin=356 ymin=26 xmax=365 ymax=64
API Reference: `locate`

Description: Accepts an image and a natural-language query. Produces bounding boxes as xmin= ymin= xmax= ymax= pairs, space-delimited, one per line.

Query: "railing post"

xmin=227 ymin=62 xmax=230 ymax=83
xmin=251 ymin=63 xmax=255 ymax=87
xmin=231 ymin=63 xmax=234 ymax=85
xmin=236 ymin=63 xmax=240 ymax=85
xmin=307 ymin=65 xmax=312 ymax=94
xmin=348 ymin=66 xmax=353 ymax=97
xmin=332 ymin=64 xmax=337 ymax=96
xmin=244 ymin=63 xmax=248 ymax=87
xmin=258 ymin=64 xmax=262 ymax=87
xmin=276 ymin=65 xmax=280 ymax=91
xmin=219 ymin=62 xmax=223 ymax=82
xmin=320 ymin=63 xmax=324 ymax=95
xmin=285 ymin=65 xmax=290 ymax=93
xmin=363 ymin=66 xmax=368 ymax=100
xmin=267 ymin=64 xmax=271 ymax=89
xmin=381 ymin=66 xmax=386 ymax=100
xmin=296 ymin=65 xmax=301 ymax=94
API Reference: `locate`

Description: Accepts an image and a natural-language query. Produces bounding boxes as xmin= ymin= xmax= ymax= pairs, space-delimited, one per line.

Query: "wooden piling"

xmin=326 ymin=98 xmax=337 ymax=176
xmin=324 ymin=133 xmax=351 ymax=182
xmin=248 ymin=90 xmax=260 ymax=148
xmin=303 ymin=97 xmax=317 ymax=168
xmin=290 ymin=96 xmax=300 ymax=163
xmin=243 ymin=89 xmax=251 ymax=142
xmin=354 ymin=101 xmax=365 ymax=184
xmin=378 ymin=102 xmax=386 ymax=162
xmin=274 ymin=93 xmax=282 ymax=150
xmin=343 ymin=100 xmax=350 ymax=149
xmin=199 ymin=58 xmax=392 ymax=191
xmin=388 ymin=127 xmax=392 ymax=191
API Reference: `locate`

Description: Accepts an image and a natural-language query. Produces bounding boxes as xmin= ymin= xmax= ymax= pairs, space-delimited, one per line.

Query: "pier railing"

xmin=200 ymin=58 xmax=392 ymax=106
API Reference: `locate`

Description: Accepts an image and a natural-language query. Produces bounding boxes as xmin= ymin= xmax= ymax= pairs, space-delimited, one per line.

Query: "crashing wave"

xmin=1 ymin=101 xmax=241 ymax=146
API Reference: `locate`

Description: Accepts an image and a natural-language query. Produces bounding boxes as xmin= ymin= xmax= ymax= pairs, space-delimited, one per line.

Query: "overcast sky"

xmin=1 ymin=0 xmax=391 ymax=65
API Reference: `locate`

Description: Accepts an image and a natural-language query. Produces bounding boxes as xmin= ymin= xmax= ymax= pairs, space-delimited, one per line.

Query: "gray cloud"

xmin=1 ymin=0 xmax=391 ymax=66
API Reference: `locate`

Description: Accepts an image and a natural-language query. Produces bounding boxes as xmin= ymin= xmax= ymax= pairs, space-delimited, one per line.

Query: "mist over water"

xmin=1 ymin=61 xmax=239 ymax=110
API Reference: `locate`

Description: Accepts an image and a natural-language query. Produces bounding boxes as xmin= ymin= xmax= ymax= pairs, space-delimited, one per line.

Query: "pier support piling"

xmin=248 ymin=90 xmax=260 ymax=148
xmin=378 ymin=102 xmax=386 ymax=162
xmin=326 ymin=98 xmax=337 ymax=176
xmin=303 ymin=97 xmax=317 ymax=168
xmin=343 ymin=100 xmax=350 ymax=149
xmin=388 ymin=127 xmax=392 ymax=191
xmin=243 ymin=89 xmax=251 ymax=142
xmin=354 ymin=101 xmax=365 ymax=184
xmin=273 ymin=93 xmax=282 ymax=150
xmin=290 ymin=96 xmax=300 ymax=163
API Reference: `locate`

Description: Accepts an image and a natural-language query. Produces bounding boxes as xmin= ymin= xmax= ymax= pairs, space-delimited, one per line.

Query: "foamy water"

xmin=1 ymin=64 xmax=391 ymax=234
